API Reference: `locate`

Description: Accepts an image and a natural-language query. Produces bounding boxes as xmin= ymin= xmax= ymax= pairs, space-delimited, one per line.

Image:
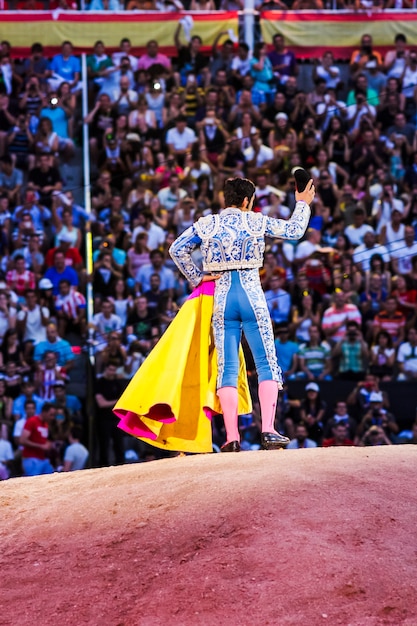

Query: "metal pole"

xmin=81 ymin=52 xmax=96 ymax=465
xmin=243 ymin=0 xmax=255 ymax=52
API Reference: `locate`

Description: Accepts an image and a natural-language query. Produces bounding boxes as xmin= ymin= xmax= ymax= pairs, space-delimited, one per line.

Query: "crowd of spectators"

xmin=3 ymin=1 xmax=417 ymax=11
xmin=3 ymin=26 xmax=417 ymax=479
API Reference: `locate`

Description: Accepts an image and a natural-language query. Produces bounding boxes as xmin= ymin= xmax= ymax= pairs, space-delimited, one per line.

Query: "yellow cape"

xmin=114 ymin=282 xmax=252 ymax=453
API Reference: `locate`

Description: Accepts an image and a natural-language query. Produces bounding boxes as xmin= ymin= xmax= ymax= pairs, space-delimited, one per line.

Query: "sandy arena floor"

xmin=1 ymin=446 xmax=417 ymax=626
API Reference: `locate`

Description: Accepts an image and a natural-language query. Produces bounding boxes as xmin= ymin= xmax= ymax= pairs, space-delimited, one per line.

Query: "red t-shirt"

xmin=21 ymin=416 xmax=49 ymax=460
xmin=45 ymin=247 xmax=83 ymax=268
xmin=322 ymin=438 xmax=354 ymax=447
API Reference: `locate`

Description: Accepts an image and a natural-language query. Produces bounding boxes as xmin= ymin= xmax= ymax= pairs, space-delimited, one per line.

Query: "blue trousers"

xmin=212 ymin=269 xmax=282 ymax=389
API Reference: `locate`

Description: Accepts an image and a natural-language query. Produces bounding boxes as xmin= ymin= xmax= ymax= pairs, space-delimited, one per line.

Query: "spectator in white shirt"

xmin=390 ymin=225 xmax=417 ymax=274
xmin=131 ymin=210 xmax=166 ymax=250
xmin=345 ymin=208 xmax=374 ymax=247
xmin=157 ymin=174 xmax=187 ymax=213
xmin=166 ymin=115 xmax=197 ymax=167
xmin=353 ymin=231 xmax=390 ymax=272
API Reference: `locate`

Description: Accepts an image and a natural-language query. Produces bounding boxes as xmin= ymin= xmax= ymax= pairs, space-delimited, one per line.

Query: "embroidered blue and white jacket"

xmin=169 ymin=201 xmax=311 ymax=287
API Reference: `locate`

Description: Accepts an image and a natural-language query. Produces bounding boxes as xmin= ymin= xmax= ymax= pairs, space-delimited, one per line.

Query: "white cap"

xmin=305 ymin=382 xmax=319 ymax=392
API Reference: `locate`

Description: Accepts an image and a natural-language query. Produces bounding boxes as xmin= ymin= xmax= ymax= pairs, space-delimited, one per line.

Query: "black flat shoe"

xmin=261 ymin=432 xmax=289 ymax=450
xmin=220 ymin=441 xmax=241 ymax=453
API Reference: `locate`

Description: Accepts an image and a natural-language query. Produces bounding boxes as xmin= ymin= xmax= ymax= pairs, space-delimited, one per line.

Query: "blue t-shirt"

xmin=39 ymin=107 xmax=69 ymax=139
xmin=275 ymin=339 xmax=299 ymax=374
xmin=44 ymin=266 xmax=79 ymax=295
xmin=50 ymin=54 xmax=81 ymax=81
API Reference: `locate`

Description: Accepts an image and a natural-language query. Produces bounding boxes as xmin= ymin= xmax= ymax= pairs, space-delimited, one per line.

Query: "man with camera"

xmin=355 ymin=391 xmax=398 ymax=445
xmin=331 ymin=320 xmax=368 ymax=381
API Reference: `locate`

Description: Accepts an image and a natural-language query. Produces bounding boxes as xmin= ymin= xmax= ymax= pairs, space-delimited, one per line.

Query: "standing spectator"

xmin=112 ymin=38 xmax=138 ymax=73
xmin=137 ymin=40 xmax=171 ymax=74
xmin=19 ymin=402 xmax=57 ymax=476
xmin=95 ymin=363 xmax=126 ymax=467
xmin=0 ymin=290 xmax=16 ymax=347
xmin=268 ymin=33 xmax=298 ymax=84
xmin=173 ymin=27 xmax=208 ymax=88
xmin=16 ymin=288 xmax=49 ymax=345
xmin=62 ymin=426 xmax=89 ymax=472
xmin=0 ymin=423 xmax=14 ymax=480
xmin=126 ymin=296 xmax=159 ymax=353
xmin=22 ymin=43 xmax=51 ymax=88
xmin=349 ymin=34 xmax=383 ymax=75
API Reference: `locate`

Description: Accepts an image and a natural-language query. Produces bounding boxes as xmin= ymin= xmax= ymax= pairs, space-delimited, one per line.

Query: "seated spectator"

xmin=135 ymin=248 xmax=175 ymax=297
xmin=298 ymin=324 xmax=332 ymax=381
xmin=166 ymin=115 xmax=197 ymax=168
xmin=291 ymin=292 xmax=322 ymax=344
xmin=369 ymin=330 xmax=395 ymax=381
xmin=294 ymin=228 xmax=321 ymax=266
xmin=33 ymin=323 xmax=74 ymax=371
xmin=157 ymin=174 xmax=187 ymax=215
xmin=44 ymin=249 xmax=80 ymax=295
xmin=397 ymin=327 xmax=417 ymax=381
xmin=298 ymin=382 xmax=326 ymax=445
xmin=274 ymin=324 xmax=299 ymax=380
xmin=51 ymin=380 xmax=82 ymax=425
xmin=22 ymin=43 xmax=50 ymax=89
xmin=0 ymin=290 xmax=16 ymax=347
xmin=359 ymin=272 xmax=387 ymax=340
xmin=92 ymin=251 xmax=123 ymax=300
xmin=39 ymin=92 xmax=74 ymax=162
xmin=322 ymin=423 xmax=354 ymax=448
xmin=27 ymin=154 xmax=62 ymax=209
xmin=137 ymin=40 xmax=171 ymax=75
xmin=55 ymin=280 xmax=87 ymax=338
xmin=33 ymin=117 xmax=59 ymax=165
xmin=95 ymin=331 xmax=127 ymax=377
xmin=89 ymin=0 xmax=122 ymax=8
xmin=344 ymin=208 xmax=374 ymax=247
xmin=373 ymin=295 xmax=406 ymax=349
xmin=13 ymin=189 xmax=52 ymax=233
xmin=286 ymin=423 xmax=317 ymax=449
xmin=244 ymin=130 xmax=274 ymax=178
xmin=322 ymin=290 xmax=362 ymax=345
xmin=6 ymin=257 xmax=34 ymax=306
xmin=34 ymin=351 xmax=67 ymax=402
xmin=350 ymin=35 xmax=383 ymax=76
xmin=331 ymin=320 xmax=369 ymax=381
xmin=92 ymin=299 xmax=122 ymax=344
xmin=126 ymin=296 xmax=159 ymax=354
xmin=85 ymin=97 xmax=117 ymax=164
xmin=131 ymin=209 xmax=166 ymax=251
xmin=386 ymin=112 xmax=415 ymax=153
xmin=312 ymin=51 xmax=342 ymax=92
xmin=0 ymin=155 xmax=23 ymax=207
xmin=390 ymin=225 xmax=417 ymax=275
xmin=264 ymin=272 xmax=291 ymax=326
xmin=391 ymin=274 xmax=417 ymax=323
xmin=358 ymin=424 xmax=392 ymax=447
xmin=355 ymin=391 xmax=398 ymax=444
xmin=0 ymin=422 xmax=13 ymax=480
xmin=48 ymin=41 xmax=81 ymax=94
xmin=379 ymin=207 xmax=405 ymax=252
xmin=324 ymin=400 xmax=357 ymax=441
xmin=353 ymin=231 xmax=390 ymax=273
xmin=19 ymin=402 xmax=57 ymax=477
xmin=7 ymin=113 xmax=36 ymax=171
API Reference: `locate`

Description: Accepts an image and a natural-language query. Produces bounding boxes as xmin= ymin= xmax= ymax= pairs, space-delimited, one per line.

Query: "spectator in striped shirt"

xmin=6 ymin=255 xmax=36 ymax=302
xmin=297 ymin=324 xmax=332 ymax=381
xmin=55 ymin=279 xmax=87 ymax=338
xmin=321 ymin=290 xmax=362 ymax=346
xmin=372 ymin=295 xmax=406 ymax=349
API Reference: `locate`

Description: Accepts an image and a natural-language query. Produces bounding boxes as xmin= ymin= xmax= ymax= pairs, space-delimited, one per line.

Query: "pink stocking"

xmin=258 ymin=380 xmax=279 ymax=433
xmin=217 ymin=386 xmax=240 ymax=443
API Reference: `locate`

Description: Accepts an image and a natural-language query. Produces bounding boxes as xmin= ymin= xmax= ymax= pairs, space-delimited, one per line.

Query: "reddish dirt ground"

xmin=1 ymin=446 xmax=417 ymax=626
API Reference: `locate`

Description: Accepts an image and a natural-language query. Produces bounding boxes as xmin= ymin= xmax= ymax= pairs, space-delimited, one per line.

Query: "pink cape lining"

xmin=114 ymin=281 xmax=216 ymax=440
